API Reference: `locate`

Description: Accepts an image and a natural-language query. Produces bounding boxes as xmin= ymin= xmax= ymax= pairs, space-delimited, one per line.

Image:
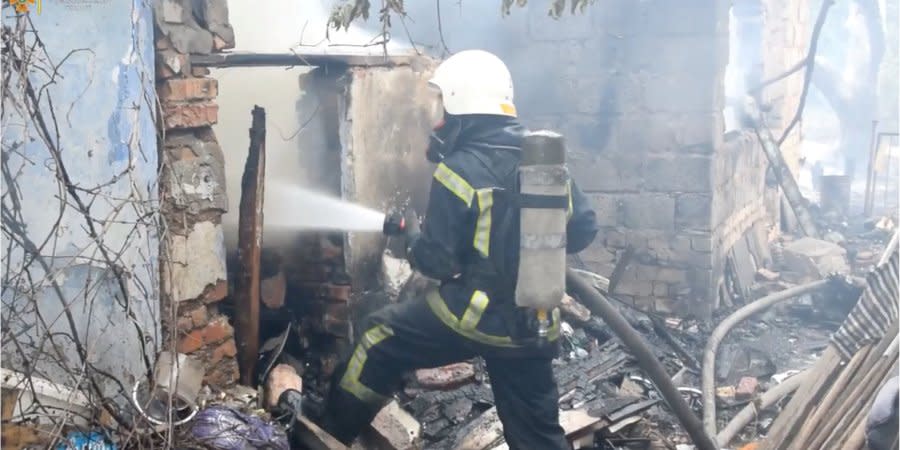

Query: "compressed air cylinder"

xmin=515 ymin=130 xmax=568 ymax=310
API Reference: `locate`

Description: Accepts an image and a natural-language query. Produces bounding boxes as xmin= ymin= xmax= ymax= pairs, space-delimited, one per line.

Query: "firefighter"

xmin=866 ymin=376 xmax=899 ymax=450
xmin=319 ymin=49 xmax=599 ymax=449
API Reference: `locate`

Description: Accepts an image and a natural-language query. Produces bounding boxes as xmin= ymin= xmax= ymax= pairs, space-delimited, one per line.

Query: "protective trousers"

xmin=319 ymin=296 xmax=570 ymax=450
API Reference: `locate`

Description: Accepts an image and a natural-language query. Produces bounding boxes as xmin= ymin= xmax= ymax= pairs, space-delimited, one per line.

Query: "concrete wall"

xmin=340 ymin=63 xmax=439 ymax=310
xmin=1 ymin=0 xmax=159 ymax=402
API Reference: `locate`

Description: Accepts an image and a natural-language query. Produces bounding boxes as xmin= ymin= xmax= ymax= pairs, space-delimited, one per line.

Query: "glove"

xmin=403 ymin=209 xmax=421 ymax=241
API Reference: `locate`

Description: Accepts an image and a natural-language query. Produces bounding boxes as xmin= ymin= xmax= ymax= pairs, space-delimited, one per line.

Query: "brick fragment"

xmin=192 ymin=66 xmax=211 ymax=77
xmin=265 ymin=364 xmax=302 ymax=408
xmin=163 ymin=101 xmax=218 ymax=129
xmin=189 ymin=306 xmax=209 ymax=327
xmin=212 ymin=339 xmax=237 ymax=363
xmin=735 ymin=377 xmax=758 ymax=400
xmin=415 ymin=363 xmax=475 ymax=390
xmin=202 ymin=317 xmax=234 ymax=344
xmin=212 ymin=34 xmax=234 ymax=51
xmin=177 ymin=329 xmax=204 ymax=353
xmin=155 ymin=49 xmax=189 ymax=79
xmin=176 ymin=316 xmax=194 ymax=332
xmin=204 ymin=279 xmax=228 ymax=303
xmin=560 ymin=294 xmax=591 ymax=323
xmin=159 ymin=78 xmax=218 ymax=102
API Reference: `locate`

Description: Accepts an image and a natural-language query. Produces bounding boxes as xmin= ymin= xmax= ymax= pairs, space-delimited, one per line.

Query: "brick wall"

xmin=707 ymin=0 xmax=809 ymax=310
xmin=760 ymin=0 xmax=810 ymax=176
xmin=155 ymin=0 xmax=239 ymax=387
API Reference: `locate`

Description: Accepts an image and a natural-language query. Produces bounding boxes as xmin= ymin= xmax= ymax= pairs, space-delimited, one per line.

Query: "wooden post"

xmin=235 ymin=106 xmax=266 ymax=385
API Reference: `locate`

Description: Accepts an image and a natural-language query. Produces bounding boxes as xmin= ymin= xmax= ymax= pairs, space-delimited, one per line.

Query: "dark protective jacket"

xmin=407 ymin=116 xmax=599 ymax=351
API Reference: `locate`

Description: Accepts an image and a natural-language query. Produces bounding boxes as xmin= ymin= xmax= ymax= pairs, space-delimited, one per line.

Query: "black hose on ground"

xmin=565 ymin=268 xmax=718 ymax=450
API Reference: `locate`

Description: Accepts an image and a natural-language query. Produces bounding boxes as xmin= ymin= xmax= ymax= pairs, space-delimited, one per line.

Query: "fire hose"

xmin=566 ymin=268 xmax=718 ymax=450
xmin=700 ymin=279 xmax=830 ymax=439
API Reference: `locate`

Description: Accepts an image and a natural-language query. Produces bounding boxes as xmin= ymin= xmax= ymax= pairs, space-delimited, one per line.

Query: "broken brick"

xmin=735 ymin=377 xmax=759 ymax=400
xmin=192 ymin=66 xmax=211 ymax=77
xmin=155 ymin=49 xmax=189 ymax=79
xmin=265 ymin=364 xmax=302 ymax=409
xmin=176 ymin=316 xmax=194 ymax=332
xmin=560 ymin=294 xmax=591 ymax=323
xmin=368 ymin=401 xmax=421 ymax=450
xmin=211 ymin=339 xmax=237 ymax=363
xmin=212 ymin=34 xmax=234 ymax=51
xmin=163 ymin=101 xmax=218 ymax=129
xmin=189 ymin=306 xmax=209 ymax=328
xmin=202 ymin=316 xmax=234 ymax=344
xmin=159 ymin=78 xmax=218 ymax=103
xmin=204 ymin=279 xmax=228 ymax=303
xmin=415 ymin=363 xmax=476 ymax=390
xmin=177 ymin=329 xmax=205 ymax=353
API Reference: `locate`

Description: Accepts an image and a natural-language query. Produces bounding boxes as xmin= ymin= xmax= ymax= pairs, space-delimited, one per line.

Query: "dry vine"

xmin=1 ymin=7 xmax=181 ymax=449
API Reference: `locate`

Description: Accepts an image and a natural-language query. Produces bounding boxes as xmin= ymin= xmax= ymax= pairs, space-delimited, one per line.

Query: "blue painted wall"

xmin=1 ymin=0 xmax=159 ymax=401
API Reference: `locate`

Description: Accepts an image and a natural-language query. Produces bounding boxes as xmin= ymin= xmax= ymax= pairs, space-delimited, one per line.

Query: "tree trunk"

xmin=811 ymin=0 xmax=885 ymax=179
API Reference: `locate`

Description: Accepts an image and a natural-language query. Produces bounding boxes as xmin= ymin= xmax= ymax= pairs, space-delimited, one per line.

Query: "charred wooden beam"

xmin=753 ymin=124 xmax=821 ymax=238
xmin=190 ymin=52 xmax=416 ymax=69
xmin=234 ymin=105 xmax=266 ymax=385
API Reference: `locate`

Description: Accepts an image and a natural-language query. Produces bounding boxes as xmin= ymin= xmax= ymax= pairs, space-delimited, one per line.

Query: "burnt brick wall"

xmin=155 ymin=0 xmax=239 ymax=387
xmin=708 ymin=0 xmax=810 ymax=310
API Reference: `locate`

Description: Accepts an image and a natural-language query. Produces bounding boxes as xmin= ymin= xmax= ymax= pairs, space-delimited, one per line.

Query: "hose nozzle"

xmin=382 ymin=213 xmax=406 ymax=236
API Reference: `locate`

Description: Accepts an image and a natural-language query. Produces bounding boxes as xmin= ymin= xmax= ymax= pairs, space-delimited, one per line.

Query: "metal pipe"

xmin=190 ymin=52 xmax=415 ymax=69
xmin=880 ymin=231 xmax=899 ymax=266
xmin=716 ymin=370 xmax=807 ymax=446
xmin=864 ymin=121 xmax=879 ymax=216
xmin=701 ymin=279 xmax=830 ymax=438
xmin=566 ymin=268 xmax=718 ymax=450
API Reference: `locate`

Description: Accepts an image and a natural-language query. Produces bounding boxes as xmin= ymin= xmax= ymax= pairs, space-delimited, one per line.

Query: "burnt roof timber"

xmin=190 ymin=52 xmax=417 ymax=68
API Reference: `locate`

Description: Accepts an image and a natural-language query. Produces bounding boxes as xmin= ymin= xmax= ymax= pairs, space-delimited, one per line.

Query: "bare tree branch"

xmin=777 ymin=0 xmax=835 ymax=145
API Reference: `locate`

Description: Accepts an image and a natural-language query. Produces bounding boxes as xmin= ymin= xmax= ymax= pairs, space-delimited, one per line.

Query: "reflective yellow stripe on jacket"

xmin=474 ymin=189 xmax=493 ymax=257
xmin=426 ymin=289 xmax=560 ymax=347
xmin=434 ymin=163 xmax=475 ymax=207
xmin=339 ymin=324 xmax=393 ymax=404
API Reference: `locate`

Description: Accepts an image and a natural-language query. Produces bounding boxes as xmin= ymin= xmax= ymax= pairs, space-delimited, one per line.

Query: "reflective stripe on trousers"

xmin=426 ymin=289 xmax=560 ymax=347
xmin=338 ymin=324 xmax=394 ymax=404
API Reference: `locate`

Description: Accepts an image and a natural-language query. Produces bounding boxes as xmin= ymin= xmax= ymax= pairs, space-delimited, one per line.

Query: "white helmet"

xmin=429 ymin=50 xmax=517 ymax=117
